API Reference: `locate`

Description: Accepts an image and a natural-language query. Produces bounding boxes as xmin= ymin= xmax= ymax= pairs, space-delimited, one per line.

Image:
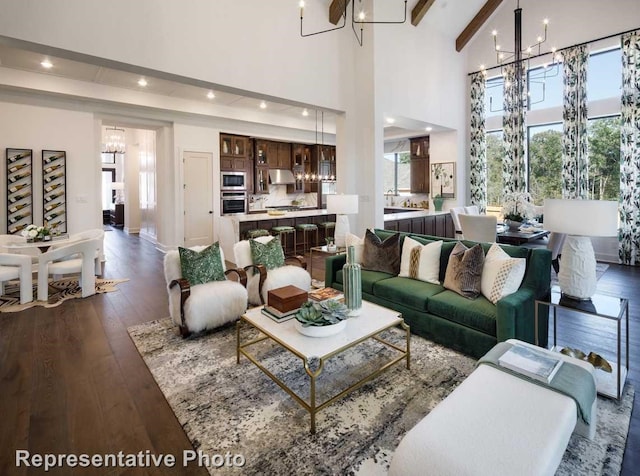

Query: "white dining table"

xmin=5 ymin=235 xmax=75 ymax=253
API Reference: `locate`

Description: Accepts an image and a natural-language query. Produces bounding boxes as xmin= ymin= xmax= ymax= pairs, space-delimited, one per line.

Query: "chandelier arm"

xmin=352 ymin=0 xmax=408 ymax=25
xmin=300 ymin=2 xmax=347 ymax=38
xmin=351 ymin=12 xmax=363 ymax=46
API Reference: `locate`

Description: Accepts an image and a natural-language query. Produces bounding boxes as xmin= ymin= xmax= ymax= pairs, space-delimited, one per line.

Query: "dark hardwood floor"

xmin=0 ymin=229 xmax=638 ymax=475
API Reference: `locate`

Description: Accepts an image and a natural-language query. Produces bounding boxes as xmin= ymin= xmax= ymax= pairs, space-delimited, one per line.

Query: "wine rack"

xmin=42 ymin=150 xmax=67 ymax=233
xmin=6 ymin=148 xmax=33 ymax=234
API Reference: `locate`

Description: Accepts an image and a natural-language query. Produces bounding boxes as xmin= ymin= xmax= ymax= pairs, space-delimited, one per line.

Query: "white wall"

xmin=0 ymin=101 xmax=101 ymax=234
xmin=0 ymin=0 xmax=348 ymax=111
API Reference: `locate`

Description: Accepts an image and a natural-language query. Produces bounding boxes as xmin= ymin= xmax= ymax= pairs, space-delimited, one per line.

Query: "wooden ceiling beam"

xmin=329 ymin=0 xmax=351 ymax=25
xmin=455 ymin=0 xmax=503 ymax=52
xmin=411 ymin=0 xmax=436 ymax=26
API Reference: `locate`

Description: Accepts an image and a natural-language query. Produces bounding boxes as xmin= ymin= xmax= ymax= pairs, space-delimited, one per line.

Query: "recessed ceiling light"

xmin=386 ymin=118 xmax=396 ymax=124
xmin=40 ymin=59 xmax=53 ymax=69
xmin=259 ymin=100 xmax=267 ymax=109
xmin=207 ymin=91 xmax=215 ymax=99
xmin=425 ymin=126 xmax=433 ymax=132
xmin=302 ymin=109 xmax=309 ymax=117
xmin=137 ymin=78 xmax=148 ymax=87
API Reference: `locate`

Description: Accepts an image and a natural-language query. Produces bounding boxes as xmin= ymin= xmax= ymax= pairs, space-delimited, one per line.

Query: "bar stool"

xmin=318 ymin=221 xmax=335 ymax=244
xmin=245 ymin=228 xmax=270 ymax=240
xmin=296 ymin=223 xmax=319 ymax=254
xmin=271 ymin=226 xmax=296 ymax=257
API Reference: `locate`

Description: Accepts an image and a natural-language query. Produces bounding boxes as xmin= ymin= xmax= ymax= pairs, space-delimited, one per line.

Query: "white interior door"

xmin=184 ymin=151 xmax=213 ymax=247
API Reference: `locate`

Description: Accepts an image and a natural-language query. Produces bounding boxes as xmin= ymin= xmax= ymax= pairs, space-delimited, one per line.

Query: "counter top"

xmin=226 ymin=209 xmax=332 ymax=222
xmin=383 ymin=210 xmax=449 ymax=221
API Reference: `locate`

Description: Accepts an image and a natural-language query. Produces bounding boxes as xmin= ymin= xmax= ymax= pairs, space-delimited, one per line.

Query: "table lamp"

xmin=111 ymin=181 xmax=125 ymax=204
xmin=544 ymin=199 xmax=618 ymax=300
xmin=327 ymin=194 xmax=359 ymax=248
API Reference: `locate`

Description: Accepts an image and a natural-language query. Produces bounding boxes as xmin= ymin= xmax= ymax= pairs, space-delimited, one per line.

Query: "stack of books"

xmin=308 ymin=287 xmax=344 ymax=302
xmin=498 ymin=344 xmax=563 ymax=384
xmin=261 ymin=306 xmax=298 ymax=323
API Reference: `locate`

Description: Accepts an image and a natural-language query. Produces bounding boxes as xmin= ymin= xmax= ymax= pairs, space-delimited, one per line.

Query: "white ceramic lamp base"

xmin=334 ymin=214 xmax=350 ymax=248
xmin=557 ymin=235 xmax=597 ymax=300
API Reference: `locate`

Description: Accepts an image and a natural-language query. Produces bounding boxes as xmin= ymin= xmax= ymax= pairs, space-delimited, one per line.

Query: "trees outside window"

xmin=588 ymin=116 xmax=620 ymax=201
xmin=528 ymin=123 xmax=563 ymax=205
xmin=486 ymin=131 xmax=504 ymax=208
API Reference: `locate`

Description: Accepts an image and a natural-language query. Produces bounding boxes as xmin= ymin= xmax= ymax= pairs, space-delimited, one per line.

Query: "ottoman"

xmin=389 ymin=339 xmax=597 ymax=476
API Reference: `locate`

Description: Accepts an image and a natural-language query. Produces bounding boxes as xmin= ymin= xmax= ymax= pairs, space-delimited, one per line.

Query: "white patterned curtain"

xmin=469 ymin=72 xmax=487 ymax=213
xmin=561 ymin=45 xmax=589 ymax=199
xmin=502 ymin=63 xmax=527 ymax=194
xmin=619 ymin=31 xmax=640 ymax=265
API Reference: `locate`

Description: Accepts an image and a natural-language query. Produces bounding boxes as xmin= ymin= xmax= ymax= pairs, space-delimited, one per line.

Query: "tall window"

xmin=486 ymin=130 xmax=504 ymax=209
xmin=527 ymin=123 xmax=563 ymax=205
xmin=483 ymin=46 xmax=622 ymax=208
xmin=587 ymin=116 xmax=620 ymax=200
xmin=588 ymin=48 xmax=622 ymax=102
xmin=383 ymin=152 xmax=411 ymax=194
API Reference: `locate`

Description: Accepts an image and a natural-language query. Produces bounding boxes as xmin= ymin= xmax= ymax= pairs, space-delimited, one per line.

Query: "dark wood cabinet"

xmin=384 ymin=214 xmax=454 ymax=239
xmin=410 ymin=158 xmax=429 ymax=194
xmin=255 ymin=166 xmax=269 ymax=194
xmin=410 ymin=136 xmax=430 ymax=159
xmin=410 ymin=136 xmax=430 ymax=194
xmin=220 ymin=134 xmax=251 ymax=173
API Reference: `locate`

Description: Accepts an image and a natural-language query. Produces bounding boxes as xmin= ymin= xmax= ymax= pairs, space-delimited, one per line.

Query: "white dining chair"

xmin=37 ymin=238 xmax=100 ymax=301
xmin=0 ymin=253 xmax=33 ymax=304
xmin=464 ymin=205 xmax=480 ymax=215
xmin=52 ymin=228 xmax=105 ymax=275
xmin=459 ymin=213 xmax=497 ymax=243
xmin=449 ymin=207 xmax=466 ymax=238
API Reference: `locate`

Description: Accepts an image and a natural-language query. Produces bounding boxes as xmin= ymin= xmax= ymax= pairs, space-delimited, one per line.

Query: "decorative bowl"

xmin=295 ymin=320 xmax=346 ymax=337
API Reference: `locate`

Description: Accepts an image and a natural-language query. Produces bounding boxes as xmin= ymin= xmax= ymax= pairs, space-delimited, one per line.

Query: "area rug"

xmin=128 ymin=318 xmax=633 ymax=476
xmin=0 ymin=277 xmax=128 ymax=312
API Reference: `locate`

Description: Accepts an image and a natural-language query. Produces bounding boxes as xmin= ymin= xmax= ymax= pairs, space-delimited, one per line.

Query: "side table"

xmin=309 ymin=245 xmax=346 ymax=286
xmin=535 ymin=285 xmax=629 ymax=400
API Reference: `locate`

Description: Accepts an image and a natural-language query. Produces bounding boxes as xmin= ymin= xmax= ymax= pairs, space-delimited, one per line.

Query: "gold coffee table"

xmin=237 ymin=300 xmax=410 ymax=433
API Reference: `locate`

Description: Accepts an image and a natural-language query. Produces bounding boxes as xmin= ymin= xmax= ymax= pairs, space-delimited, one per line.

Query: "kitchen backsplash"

xmin=249 ymin=185 xmax=318 ymax=210
xmin=386 ymin=193 xmax=431 ymax=209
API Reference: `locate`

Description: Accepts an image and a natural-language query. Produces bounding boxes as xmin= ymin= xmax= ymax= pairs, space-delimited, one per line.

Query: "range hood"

xmin=268 ymin=169 xmax=296 ymax=185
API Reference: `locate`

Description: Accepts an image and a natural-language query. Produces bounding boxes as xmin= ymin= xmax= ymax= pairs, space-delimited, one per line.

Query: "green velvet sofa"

xmin=325 ymin=229 xmax=551 ymax=358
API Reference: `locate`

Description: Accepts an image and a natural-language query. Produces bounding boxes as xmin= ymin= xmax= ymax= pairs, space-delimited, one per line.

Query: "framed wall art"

xmin=42 ymin=150 xmax=67 ymax=233
xmin=431 ymin=162 xmax=456 ymax=198
xmin=6 ymin=148 xmax=33 ymax=234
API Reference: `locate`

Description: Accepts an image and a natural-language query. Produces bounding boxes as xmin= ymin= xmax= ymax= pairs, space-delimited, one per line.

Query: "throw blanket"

xmin=478 ymin=342 xmax=596 ymax=425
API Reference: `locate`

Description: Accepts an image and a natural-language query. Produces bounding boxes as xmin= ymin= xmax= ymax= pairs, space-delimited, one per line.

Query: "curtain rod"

xmin=468 ymin=26 xmax=639 ymax=76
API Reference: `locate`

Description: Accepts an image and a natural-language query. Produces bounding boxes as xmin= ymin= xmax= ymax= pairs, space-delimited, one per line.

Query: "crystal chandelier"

xmin=103 ymin=127 xmax=126 ymax=154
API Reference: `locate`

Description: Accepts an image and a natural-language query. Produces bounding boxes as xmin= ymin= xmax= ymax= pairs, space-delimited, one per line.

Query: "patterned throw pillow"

xmin=481 ymin=243 xmax=526 ymax=304
xmin=179 ymin=243 xmax=225 ymax=285
xmin=398 ymin=237 xmax=442 ymax=284
xmin=443 ymin=242 xmax=484 ymax=298
xmin=362 ymin=229 xmax=401 ymax=275
xmin=250 ymin=237 xmax=285 ymax=270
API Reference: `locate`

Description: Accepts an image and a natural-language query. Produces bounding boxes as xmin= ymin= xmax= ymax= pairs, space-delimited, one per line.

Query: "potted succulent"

xmin=294 ymin=300 xmax=350 ymax=337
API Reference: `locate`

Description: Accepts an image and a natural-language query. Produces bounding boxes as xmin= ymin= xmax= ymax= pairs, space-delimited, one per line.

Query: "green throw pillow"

xmin=179 ymin=243 xmax=225 ymax=285
xmin=250 ymin=238 xmax=285 ymax=270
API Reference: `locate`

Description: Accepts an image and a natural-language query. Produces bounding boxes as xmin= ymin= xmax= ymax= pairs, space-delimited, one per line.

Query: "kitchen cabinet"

xmin=410 ymin=136 xmax=430 ymax=194
xmin=265 ymin=141 xmax=292 ymax=169
xmin=410 ymin=158 xmax=429 ymax=194
xmin=384 ymin=214 xmax=454 ymax=238
xmin=220 ymin=134 xmax=250 ymax=172
xmin=255 ymin=166 xmax=269 ymax=194
xmin=410 ymin=136 xmax=430 ymax=159
xmin=287 ymin=164 xmax=305 ymax=194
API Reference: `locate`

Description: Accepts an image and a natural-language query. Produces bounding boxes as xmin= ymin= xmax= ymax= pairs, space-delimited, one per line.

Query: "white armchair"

xmin=0 ymin=253 xmax=33 ymax=304
xmin=54 ymin=229 xmax=105 ymax=275
xmin=164 ymin=245 xmax=248 ymax=337
xmin=37 ymin=238 xmax=100 ymax=301
xmin=233 ymin=235 xmax=311 ymax=306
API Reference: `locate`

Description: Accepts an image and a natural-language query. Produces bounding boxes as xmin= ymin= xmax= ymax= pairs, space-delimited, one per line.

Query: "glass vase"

xmin=343 ymin=245 xmax=362 ymax=316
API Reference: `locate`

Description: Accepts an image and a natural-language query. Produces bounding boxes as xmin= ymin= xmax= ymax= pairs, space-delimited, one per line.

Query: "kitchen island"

xmin=219 ymin=209 xmax=336 ymax=263
xmin=383 ymin=209 xmax=455 ymax=238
